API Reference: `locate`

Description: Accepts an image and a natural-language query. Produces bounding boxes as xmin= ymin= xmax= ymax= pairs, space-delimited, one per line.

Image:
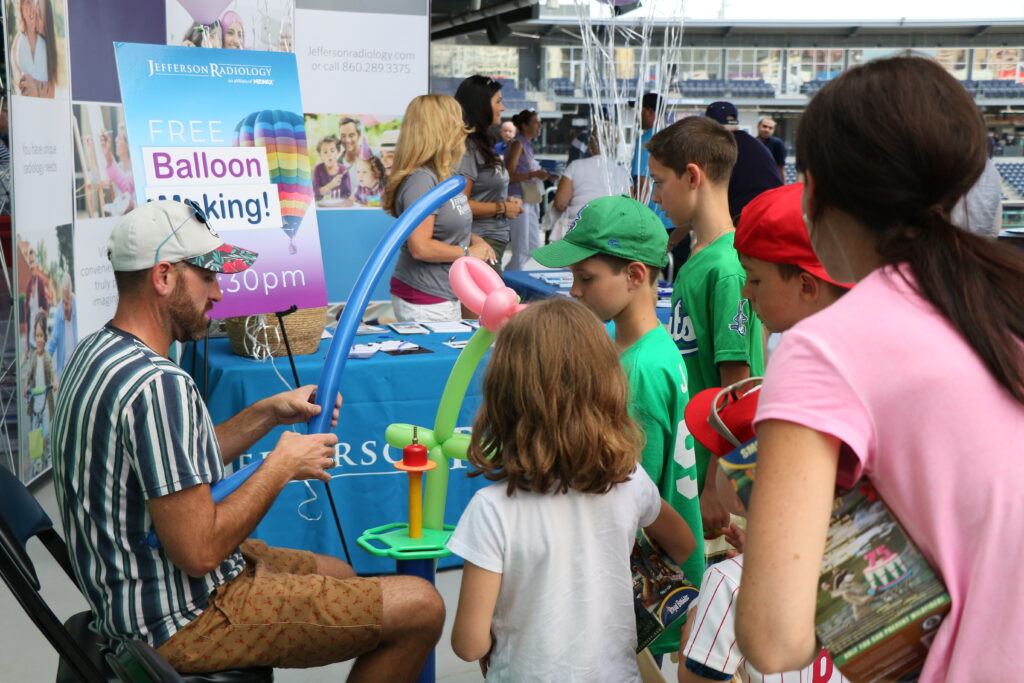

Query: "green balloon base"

xmin=357 ymin=523 xmax=455 ymax=560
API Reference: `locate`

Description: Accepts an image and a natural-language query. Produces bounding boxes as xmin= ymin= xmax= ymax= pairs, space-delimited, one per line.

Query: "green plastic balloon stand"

xmin=357 ymin=523 xmax=454 ymax=561
xmin=358 ymin=523 xmax=454 ymax=683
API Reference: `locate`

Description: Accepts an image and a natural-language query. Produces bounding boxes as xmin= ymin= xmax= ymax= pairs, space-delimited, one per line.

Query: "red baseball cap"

xmin=684 ymin=379 xmax=762 ymax=457
xmin=734 ymin=183 xmax=851 ymax=289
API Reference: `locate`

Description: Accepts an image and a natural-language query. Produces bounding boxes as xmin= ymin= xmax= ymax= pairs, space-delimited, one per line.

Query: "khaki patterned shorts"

xmin=157 ymin=540 xmax=382 ymax=673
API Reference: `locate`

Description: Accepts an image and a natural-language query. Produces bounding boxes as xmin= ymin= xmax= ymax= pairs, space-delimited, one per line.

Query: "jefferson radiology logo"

xmin=728 ymin=299 xmax=750 ymax=337
xmin=147 ymin=60 xmax=275 ymax=85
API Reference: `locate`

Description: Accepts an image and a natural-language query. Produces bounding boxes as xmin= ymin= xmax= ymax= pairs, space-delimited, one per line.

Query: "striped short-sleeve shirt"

xmin=52 ymin=324 xmax=244 ymax=648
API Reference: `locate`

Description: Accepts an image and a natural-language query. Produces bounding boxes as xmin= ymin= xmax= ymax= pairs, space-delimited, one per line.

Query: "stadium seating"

xmin=996 ymin=160 xmax=1024 ymax=197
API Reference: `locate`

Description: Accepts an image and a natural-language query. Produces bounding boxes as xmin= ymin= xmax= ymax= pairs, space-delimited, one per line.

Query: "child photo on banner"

xmin=304 ymin=113 xmax=400 ymax=210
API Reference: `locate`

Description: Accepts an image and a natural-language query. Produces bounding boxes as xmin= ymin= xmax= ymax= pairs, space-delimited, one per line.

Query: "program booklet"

xmin=718 ymin=439 xmax=951 ymax=682
xmin=631 ymin=530 xmax=700 ymax=653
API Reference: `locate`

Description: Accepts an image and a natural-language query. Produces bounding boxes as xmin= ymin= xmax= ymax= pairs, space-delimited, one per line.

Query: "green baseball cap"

xmin=531 ymin=195 xmax=668 ymax=269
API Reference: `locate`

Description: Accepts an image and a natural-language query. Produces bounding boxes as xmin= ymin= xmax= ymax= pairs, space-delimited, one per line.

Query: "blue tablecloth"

xmin=503 ymin=269 xmax=672 ymax=324
xmin=186 ymin=329 xmax=488 ymax=574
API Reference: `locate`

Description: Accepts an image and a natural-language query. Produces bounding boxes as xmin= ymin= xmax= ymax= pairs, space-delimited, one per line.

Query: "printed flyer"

xmin=114 ymin=42 xmax=326 ymax=317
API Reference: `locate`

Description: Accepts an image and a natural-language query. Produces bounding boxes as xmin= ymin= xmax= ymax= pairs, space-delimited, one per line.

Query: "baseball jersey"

xmin=668 ymin=232 xmax=764 ymax=489
xmin=620 ymin=326 xmax=706 ymax=654
xmin=684 ymin=556 xmax=847 ymax=683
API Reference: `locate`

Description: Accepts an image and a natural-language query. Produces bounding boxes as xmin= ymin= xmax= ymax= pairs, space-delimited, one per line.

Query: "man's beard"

xmin=167 ymin=277 xmax=210 ymax=343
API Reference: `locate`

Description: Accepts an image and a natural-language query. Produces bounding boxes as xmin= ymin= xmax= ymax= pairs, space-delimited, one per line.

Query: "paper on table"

xmin=349 ymin=344 xmax=379 ymax=359
xmin=379 ymin=340 xmax=419 ymax=352
xmin=423 ymin=321 xmax=473 ymax=333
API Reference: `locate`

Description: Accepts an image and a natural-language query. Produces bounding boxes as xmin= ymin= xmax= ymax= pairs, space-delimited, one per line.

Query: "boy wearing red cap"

xmin=532 ymin=196 xmax=705 ymax=658
xmin=646 ymin=117 xmax=765 ymax=538
xmin=734 ymin=183 xmax=851 ymax=335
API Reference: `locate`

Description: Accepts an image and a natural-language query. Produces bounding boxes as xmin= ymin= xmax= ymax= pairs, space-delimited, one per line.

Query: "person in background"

xmin=383 ymin=94 xmax=495 ymax=322
xmin=504 ymin=109 xmax=551 ymax=270
xmin=220 ymin=10 xmax=245 ymax=49
xmin=631 ymin=93 xmax=682 ymax=268
xmin=449 ymin=298 xmax=696 ymax=681
xmin=735 ymin=56 xmax=1024 ymax=682
xmin=549 ymin=125 xmax=631 ymax=241
xmin=951 ymin=157 xmax=1002 ymax=238
xmin=756 ymin=117 xmax=787 ymax=181
xmin=705 ymin=102 xmax=781 ymax=223
xmin=495 ymin=121 xmax=516 ymax=158
xmin=454 ymin=75 xmax=522 ymax=274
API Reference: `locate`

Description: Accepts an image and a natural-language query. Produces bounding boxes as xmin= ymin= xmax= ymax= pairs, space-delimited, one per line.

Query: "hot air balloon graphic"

xmin=234 ymin=109 xmax=314 ymax=254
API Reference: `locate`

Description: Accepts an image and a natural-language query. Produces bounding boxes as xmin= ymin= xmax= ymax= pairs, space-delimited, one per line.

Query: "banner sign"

xmin=115 ymin=42 xmax=326 ymax=317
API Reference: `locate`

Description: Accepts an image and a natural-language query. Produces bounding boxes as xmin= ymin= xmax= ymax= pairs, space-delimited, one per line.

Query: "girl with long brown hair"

xmin=735 ymin=56 xmax=1024 ymax=681
xmin=382 ymin=94 xmax=495 ymax=322
xmin=448 ymin=298 xmax=695 ymax=681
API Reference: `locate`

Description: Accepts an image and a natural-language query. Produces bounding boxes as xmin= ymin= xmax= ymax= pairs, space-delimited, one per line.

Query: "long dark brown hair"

xmin=454 ymin=75 xmax=502 ymax=169
xmin=468 ymin=298 xmax=642 ymax=495
xmin=797 ymin=55 xmax=1024 ymax=402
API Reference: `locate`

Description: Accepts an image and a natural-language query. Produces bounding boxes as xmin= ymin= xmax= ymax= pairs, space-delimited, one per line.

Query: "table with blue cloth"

xmin=185 ymin=328 xmax=488 ymax=575
xmin=503 ymin=269 xmax=673 ymax=324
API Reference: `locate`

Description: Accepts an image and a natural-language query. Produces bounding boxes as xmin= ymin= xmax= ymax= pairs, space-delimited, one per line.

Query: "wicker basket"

xmin=225 ymin=306 xmax=328 ymax=358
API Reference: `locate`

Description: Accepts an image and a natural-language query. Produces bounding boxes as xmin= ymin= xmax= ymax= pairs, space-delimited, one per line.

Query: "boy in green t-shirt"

xmin=532 ymin=195 xmax=704 ymax=657
xmin=645 ymin=117 xmax=765 ymax=538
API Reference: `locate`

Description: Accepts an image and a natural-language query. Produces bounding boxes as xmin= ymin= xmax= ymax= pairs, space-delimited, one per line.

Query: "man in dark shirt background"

xmin=705 ymin=101 xmax=782 ymax=223
xmin=756 ymin=117 xmax=787 ymax=181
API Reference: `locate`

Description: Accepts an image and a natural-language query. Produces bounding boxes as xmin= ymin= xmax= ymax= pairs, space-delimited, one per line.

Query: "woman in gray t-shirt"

xmin=455 ymin=75 xmax=523 ymax=274
xmin=383 ymin=94 xmax=497 ymax=322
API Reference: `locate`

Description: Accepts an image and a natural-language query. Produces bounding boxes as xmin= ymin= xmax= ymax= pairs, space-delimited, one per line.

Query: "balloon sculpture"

xmin=234 ymin=109 xmax=314 ymax=254
xmin=358 ymin=256 xmax=526 ymax=551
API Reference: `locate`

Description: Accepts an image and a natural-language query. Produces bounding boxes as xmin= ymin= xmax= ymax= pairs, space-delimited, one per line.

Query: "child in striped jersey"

xmin=678 ymin=466 xmax=846 ymax=683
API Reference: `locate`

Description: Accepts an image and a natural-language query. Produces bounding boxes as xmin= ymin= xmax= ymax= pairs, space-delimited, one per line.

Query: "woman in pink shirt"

xmin=734 ymin=56 xmax=1024 ymax=682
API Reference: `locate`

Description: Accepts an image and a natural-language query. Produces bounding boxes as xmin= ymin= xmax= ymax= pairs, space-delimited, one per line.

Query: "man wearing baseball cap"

xmin=532 ymin=195 xmax=705 ymax=658
xmin=51 ymin=199 xmax=443 ymax=677
xmin=705 ymin=100 xmax=782 ymax=222
xmin=734 ymin=183 xmax=851 ymax=335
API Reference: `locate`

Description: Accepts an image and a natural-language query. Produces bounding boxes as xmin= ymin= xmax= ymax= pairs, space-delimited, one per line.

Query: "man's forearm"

xmin=215 ymin=399 xmax=277 ymax=464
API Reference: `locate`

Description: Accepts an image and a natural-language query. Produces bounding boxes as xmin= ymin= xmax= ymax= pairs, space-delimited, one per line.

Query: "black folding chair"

xmin=0 ymin=466 xmax=272 ymax=682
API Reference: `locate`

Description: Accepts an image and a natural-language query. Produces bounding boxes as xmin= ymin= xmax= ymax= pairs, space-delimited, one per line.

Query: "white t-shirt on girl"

xmin=447 ymin=466 xmax=661 ymax=682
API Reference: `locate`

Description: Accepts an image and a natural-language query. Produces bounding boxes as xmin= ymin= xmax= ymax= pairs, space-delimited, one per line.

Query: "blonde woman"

xmin=383 ymin=94 xmax=497 ymax=322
